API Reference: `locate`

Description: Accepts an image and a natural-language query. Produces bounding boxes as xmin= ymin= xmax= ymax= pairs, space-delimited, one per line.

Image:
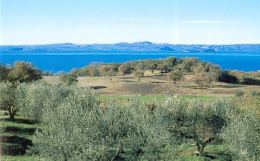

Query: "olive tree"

xmin=134 ymin=71 xmax=144 ymax=82
xmin=194 ymin=72 xmax=213 ymax=92
xmin=158 ymin=97 xmax=231 ymax=156
xmin=118 ymin=63 xmax=131 ymax=78
xmin=0 ymin=82 xmax=26 ymax=120
xmin=222 ymin=109 xmax=260 ymax=161
xmin=168 ymin=70 xmax=183 ymax=84
xmin=21 ymin=82 xmax=75 ymax=122
xmin=30 ymin=94 xmax=171 ymax=161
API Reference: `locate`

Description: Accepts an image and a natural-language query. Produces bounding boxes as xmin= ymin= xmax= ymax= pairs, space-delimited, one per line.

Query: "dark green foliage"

xmin=168 ymin=70 xmax=184 ymax=84
xmin=177 ymin=58 xmax=200 ymax=73
xmin=219 ymin=71 xmax=239 ymax=83
xmin=239 ymin=76 xmax=260 ymax=85
xmin=234 ymin=90 xmax=244 ymax=97
xmin=7 ymin=62 xmax=42 ymax=83
xmin=0 ymin=64 xmax=10 ymax=81
xmin=59 ymin=74 xmax=78 ymax=86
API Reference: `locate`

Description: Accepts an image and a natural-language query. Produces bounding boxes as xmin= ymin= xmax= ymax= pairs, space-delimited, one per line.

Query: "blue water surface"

xmin=0 ymin=52 xmax=259 ymax=73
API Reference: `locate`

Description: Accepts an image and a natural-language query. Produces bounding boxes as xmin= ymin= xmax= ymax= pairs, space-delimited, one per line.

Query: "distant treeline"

xmin=1 ymin=57 xmax=259 ymax=85
xmin=69 ymin=57 xmax=260 ymax=85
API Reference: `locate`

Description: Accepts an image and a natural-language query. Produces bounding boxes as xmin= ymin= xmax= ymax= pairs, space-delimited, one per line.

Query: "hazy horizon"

xmin=2 ymin=41 xmax=260 ymax=46
xmin=1 ymin=0 xmax=260 ymax=45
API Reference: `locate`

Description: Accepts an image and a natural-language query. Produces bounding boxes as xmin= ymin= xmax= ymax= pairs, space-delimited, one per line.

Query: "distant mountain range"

xmin=1 ymin=42 xmax=260 ymax=53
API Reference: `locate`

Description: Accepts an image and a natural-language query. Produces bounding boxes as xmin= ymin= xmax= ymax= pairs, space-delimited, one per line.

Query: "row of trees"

xmin=71 ymin=57 xmax=222 ymax=80
xmin=0 ymin=81 xmax=259 ymax=160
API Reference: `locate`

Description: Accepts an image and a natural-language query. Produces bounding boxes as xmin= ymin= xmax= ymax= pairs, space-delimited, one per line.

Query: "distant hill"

xmin=1 ymin=42 xmax=260 ymax=53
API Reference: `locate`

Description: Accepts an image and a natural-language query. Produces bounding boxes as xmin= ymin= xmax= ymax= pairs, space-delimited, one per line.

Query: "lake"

xmin=0 ymin=52 xmax=260 ymax=73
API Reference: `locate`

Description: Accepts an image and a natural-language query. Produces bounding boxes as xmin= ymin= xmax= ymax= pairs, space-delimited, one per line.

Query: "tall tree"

xmin=7 ymin=62 xmax=42 ymax=83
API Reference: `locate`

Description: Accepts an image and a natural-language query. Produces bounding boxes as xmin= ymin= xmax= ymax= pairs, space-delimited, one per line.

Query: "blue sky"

xmin=1 ymin=0 xmax=260 ymax=45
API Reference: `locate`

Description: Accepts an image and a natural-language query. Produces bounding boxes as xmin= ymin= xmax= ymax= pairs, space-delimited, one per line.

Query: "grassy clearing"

xmin=98 ymin=95 xmax=217 ymax=105
xmin=0 ymin=112 xmax=37 ymax=160
xmin=44 ymin=75 xmax=260 ymax=97
xmin=0 ymin=155 xmax=40 ymax=161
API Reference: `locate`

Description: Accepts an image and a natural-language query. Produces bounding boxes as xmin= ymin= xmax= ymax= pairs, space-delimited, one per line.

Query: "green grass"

xmin=98 ymin=95 xmax=217 ymax=104
xmin=0 ymin=111 xmax=37 ymax=160
xmin=1 ymin=155 xmax=41 ymax=161
xmin=174 ymin=144 xmax=232 ymax=161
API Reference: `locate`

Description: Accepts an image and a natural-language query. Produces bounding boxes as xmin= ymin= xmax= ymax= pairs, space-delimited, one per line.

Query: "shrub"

xmin=251 ymin=91 xmax=260 ymax=96
xmin=59 ymin=74 xmax=78 ymax=86
xmin=234 ymin=90 xmax=244 ymax=97
xmin=168 ymin=70 xmax=183 ymax=84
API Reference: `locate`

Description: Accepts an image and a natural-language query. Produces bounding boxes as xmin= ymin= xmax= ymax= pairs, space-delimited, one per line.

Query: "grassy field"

xmin=0 ymin=111 xmax=38 ymax=161
xmin=44 ymin=71 xmax=260 ymax=97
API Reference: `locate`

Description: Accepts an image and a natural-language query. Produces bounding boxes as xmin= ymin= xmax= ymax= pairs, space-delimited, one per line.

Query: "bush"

xmin=59 ymin=74 xmax=78 ymax=86
xmin=234 ymin=90 xmax=244 ymax=97
xmin=251 ymin=91 xmax=260 ymax=96
xmin=168 ymin=70 xmax=183 ymax=84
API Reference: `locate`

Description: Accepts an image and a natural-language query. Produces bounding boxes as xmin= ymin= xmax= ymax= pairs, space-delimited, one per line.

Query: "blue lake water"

xmin=0 ymin=52 xmax=260 ymax=73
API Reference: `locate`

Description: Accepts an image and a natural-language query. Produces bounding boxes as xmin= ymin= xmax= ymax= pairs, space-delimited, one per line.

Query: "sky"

xmin=1 ymin=0 xmax=260 ymax=45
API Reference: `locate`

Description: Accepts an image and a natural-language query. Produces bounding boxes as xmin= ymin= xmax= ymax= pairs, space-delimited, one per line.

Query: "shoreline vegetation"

xmin=0 ymin=57 xmax=260 ymax=161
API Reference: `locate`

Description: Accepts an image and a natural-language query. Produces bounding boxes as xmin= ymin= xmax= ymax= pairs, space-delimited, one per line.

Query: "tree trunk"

xmin=8 ymin=110 xmax=15 ymax=121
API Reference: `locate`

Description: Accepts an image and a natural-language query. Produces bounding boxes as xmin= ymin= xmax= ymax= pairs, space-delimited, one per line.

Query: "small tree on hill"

xmin=99 ymin=65 xmax=117 ymax=80
xmin=119 ymin=63 xmax=131 ymax=78
xmin=157 ymin=63 xmax=170 ymax=75
xmin=168 ymin=70 xmax=183 ymax=84
xmin=134 ymin=71 xmax=144 ymax=82
xmin=194 ymin=72 xmax=213 ymax=92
